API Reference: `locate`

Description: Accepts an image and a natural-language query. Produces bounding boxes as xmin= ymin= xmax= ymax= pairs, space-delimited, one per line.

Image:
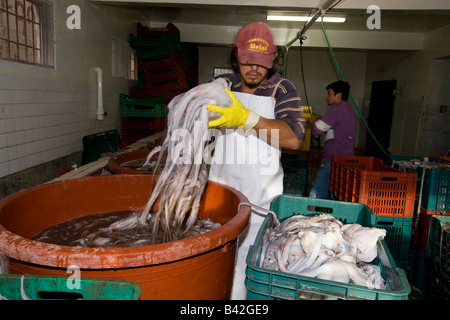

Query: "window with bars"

xmin=213 ymin=67 xmax=233 ymax=77
xmin=111 ymin=36 xmax=137 ymax=80
xmin=0 ymin=0 xmax=54 ymax=66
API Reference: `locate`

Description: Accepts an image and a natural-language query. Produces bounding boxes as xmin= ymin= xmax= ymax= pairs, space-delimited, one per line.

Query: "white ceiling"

xmin=91 ymin=0 xmax=450 ymax=50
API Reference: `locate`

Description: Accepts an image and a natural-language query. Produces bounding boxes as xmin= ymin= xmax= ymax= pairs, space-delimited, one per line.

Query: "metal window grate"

xmin=112 ymin=36 xmax=137 ymax=80
xmin=130 ymin=47 xmax=137 ymax=80
xmin=213 ymin=67 xmax=233 ymax=77
xmin=0 ymin=0 xmax=52 ymax=66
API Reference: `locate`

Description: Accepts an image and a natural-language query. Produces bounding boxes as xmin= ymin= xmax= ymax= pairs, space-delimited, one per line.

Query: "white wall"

xmin=363 ymin=24 xmax=450 ymax=157
xmin=419 ymin=24 xmax=450 ymax=156
xmin=0 ymin=1 xmax=145 ymax=178
xmin=420 ymin=58 xmax=450 ymax=156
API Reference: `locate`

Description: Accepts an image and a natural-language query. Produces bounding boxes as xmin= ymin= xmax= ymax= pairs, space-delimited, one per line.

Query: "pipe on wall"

xmin=94 ymin=67 xmax=106 ymax=120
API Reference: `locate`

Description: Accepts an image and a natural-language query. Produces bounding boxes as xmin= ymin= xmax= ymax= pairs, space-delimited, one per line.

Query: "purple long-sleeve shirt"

xmin=312 ymin=101 xmax=356 ymax=163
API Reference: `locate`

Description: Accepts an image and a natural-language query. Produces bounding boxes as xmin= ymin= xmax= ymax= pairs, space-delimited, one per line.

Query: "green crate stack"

xmin=281 ymin=157 xmax=308 ymax=196
xmin=422 ymin=168 xmax=450 ymax=213
xmin=245 ymin=196 xmax=411 ymax=300
xmin=424 ymin=215 xmax=450 ymax=299
xmin=119 ymin=93 xmax=167 ymax=146
xmin=81 ymin=130 xmax=121 ymax=165
xmin=120 ymin=94 xmax=166 ymax=118
xmin=390 ymin=156 xmax=448 ymax=212
xmin=0 ymin=274 xmax=140 ymax=300
xmin=391 ymin=156 xmax=450 ymax=289
xmin=129 ymin=23 xmax=191 ymax=102
xmin=123 ymin=23 xmax=199 ymax=145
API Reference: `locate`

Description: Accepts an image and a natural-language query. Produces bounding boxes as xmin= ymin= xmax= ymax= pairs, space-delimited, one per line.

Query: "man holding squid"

xmin=206 ymin=22 xmax=306 ymax=300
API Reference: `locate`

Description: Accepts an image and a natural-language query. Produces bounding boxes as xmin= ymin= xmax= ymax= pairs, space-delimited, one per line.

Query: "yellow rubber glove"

xmin=207 ymin=88 xmax=260 ymax=130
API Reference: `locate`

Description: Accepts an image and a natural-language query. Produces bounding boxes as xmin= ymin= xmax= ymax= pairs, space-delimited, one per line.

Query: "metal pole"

xmin=283 ymin=0 xmax=340 ymax=51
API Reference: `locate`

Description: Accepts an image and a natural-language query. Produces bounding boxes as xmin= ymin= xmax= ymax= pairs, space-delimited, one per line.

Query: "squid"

xmin=107 ymin=78 xmax=232 ymax=242
xmin=260 ymin=214 xmax=387 ymax=293
xmin=341 ymin=224 xmax=387 ymax=263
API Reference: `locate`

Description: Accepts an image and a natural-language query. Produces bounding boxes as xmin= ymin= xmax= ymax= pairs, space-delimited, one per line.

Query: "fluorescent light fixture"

xmin=267 ymin=12 xmax=346 ymax=23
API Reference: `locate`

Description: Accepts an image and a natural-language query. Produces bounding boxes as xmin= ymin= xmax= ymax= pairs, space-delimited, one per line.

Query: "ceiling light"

xmin=266 ymin=12 xmax=346 ymax=23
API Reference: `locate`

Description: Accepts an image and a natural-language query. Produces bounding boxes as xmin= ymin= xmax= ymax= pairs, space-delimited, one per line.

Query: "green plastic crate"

xmin=245 ymin=195 xmax=411 ymax=300
xmin=427 ymin=215 xmax=450 ymax=273
xmin=281 ymin=158 xmax=308 ymax=196
xmin=0 ymin=274 xmax=140 ymax=300
xmin=136 ymin=46 xmax=181 ymax=61
xmin=120 ymin=94 xmax=166 ymax=118
xmin=371 ymin=215 xmax=413 ymax=264
xmin=390 ymin=156 xmax=449 ymax=212
xmin=424 ymin=215 xmax=450 ymax=299
xmin=421 ymin=169 xmax=450 ymax=212
xmin=81 ymin=130 xmax=121 ymax=165
xmin=129 ymin=33 xmax=181 ymax=49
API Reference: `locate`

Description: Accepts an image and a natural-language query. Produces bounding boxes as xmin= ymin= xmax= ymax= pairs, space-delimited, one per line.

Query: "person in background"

xmin=206 ymin=22 xmax=306 ymax=299
xmin=309 ymin=80 xmax=357 ymax=199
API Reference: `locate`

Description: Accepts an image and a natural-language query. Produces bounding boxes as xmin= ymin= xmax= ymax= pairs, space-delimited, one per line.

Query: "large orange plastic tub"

xmin=107 ymin=151 xmax=152 ymax=174
xmin=0 ymin=175 xmax=250 ymax=300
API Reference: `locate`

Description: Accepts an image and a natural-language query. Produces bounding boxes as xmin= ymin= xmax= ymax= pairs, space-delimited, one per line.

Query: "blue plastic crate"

xmin=424 ymin=215 xmax=450 ymax=299
xmin=281 ymin=158 xmax=308 ymax=196
xmin=390 ymin=156 xmax=437 ymax=197
xmin=427 ymin=215 xmax=450 ymax=273
xmin=81 ymin=130 xmax=121 ymax=165
xmin=119 ymin=94 xmax=166 ymax=118
xmin=0 ymin=275 xmax=140 ymax=300
xmin=245 ymin=195 xmax=411 ymax=300
xmin=422 ymin=169 xmax=450 ymax=212
xmin=371 ymin=215 xmax=413 ymax=263
xmin=390 ymin=156 xmax=449 ymax=212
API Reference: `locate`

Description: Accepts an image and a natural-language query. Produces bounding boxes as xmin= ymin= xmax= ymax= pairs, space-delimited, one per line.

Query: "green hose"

xmin=320 ymin=20 xmax=389 ymax=158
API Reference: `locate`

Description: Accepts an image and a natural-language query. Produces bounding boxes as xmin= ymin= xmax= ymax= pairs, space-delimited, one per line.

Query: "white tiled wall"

xmin=0 ymin=74 xmax=122 ymax=178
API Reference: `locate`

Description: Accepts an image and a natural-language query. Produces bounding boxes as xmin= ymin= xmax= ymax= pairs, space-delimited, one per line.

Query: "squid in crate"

xmin=259 ymin=213 xmax=387 ymax=299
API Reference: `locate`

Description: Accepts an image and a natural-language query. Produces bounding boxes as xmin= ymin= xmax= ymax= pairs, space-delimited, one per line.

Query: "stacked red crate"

xmin=330 ymin=155 xmax=417 ymax=268
xmin=330 ymin=155 xmax=417 ymax=217
xmin=352 ymin=165 xmax=417 ymax=218
xmin=122 ymin=23 xmax=198 ymax=145
xmin=330 ymin=156 xmax=383 ymax=202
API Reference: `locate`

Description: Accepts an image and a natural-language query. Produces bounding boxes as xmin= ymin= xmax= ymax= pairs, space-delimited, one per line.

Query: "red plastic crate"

xmin=121 ymin=131 xmax=155 ymax=145
xmin=121 ymin=116 xmax=166 ymax=131
xmin=352 ymin=164 xmax=417 ymax=217
xmin=138 ymin=54 xmax=186 ymax=73
xmin=414 ymin=207 xmax=450 ymax=250
xmin=330 ymin=156 xmax=384 ymax=201
xmin=144 ymin=67 xmax=185 ymax=85
xmin=144 ymin=77 xmax=187 ymax=96
xmin=307 ymin=149 xmax=323 ymax=168
xmin=137 ymin=23 xmax=180 ymax=39
xmin=121 ymin=121 xmax=166 ymax=145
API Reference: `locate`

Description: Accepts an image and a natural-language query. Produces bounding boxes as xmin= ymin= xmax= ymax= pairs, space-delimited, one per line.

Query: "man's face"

xmin=238 ymin=63 xmax=269 ymax=89
xmin=326 ymin=88 xmax=342 ymax=106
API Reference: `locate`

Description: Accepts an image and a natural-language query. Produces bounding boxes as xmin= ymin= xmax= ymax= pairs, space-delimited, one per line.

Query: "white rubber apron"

xmin=209 ymin=90 xmax=283 ymax=300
